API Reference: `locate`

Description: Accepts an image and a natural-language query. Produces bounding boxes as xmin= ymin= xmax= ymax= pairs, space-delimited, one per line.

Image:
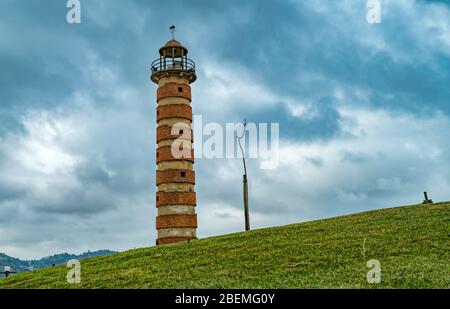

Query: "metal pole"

xmin=163 ymin=50 xmax=166 ymax=70
xmin=172 ymin=47 xmax=175 ymax=67
xmin=237 ymin=119 xmax=250 ymax=231
xmin=243 ymin=174 xmax=250 ymax=231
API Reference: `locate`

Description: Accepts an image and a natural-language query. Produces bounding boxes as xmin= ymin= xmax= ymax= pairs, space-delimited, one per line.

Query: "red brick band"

xmin=156 ymin=214 xmax=197 ymax=229
xmin=156 ymin=145 xmax=194 ymax=163
xmin=157 ymin=125 xmax=193 ymax=143
xmin=157 ymin=83 xmax=192 ymax=102
xmin=156 ymin=191 xmax=196 ymax=207
xmin=157 ymin=104 xmax=192 ymax=122
xmin=156 ymin=169 xmax=195 ymax=185
xmin=156 ymin=236 xmax=197 ymax=245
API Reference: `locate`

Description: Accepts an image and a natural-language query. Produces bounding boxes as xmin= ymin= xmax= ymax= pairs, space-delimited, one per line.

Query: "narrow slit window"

xmin=181 ymin=171 xmax=186 ymax=177
xmin=178 ymin=87 xmax=183 ymax=93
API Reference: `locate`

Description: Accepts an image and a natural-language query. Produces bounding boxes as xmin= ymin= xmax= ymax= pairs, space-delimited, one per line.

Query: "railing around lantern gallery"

xmin=151 ymin=58 xmax=196 ymax=74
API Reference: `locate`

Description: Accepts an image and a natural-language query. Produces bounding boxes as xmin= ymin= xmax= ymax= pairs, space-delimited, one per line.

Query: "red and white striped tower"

xmin=150 ymin=33 xmax=197 ymax=245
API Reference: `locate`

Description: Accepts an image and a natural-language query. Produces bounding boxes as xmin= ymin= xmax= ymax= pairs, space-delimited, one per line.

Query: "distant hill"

xmin=0 ymin=202 xmax=449 ymax=288
xmin=0 ymin=250 xmax=116 ymax=276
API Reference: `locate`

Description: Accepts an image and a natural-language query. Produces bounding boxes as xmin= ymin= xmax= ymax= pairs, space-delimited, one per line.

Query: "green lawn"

xmin=1 ymin=202 xmax=449 ymax=289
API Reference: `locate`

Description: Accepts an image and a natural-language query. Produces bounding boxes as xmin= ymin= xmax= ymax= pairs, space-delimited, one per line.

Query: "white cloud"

xmin=14 ymin=111 xmax=79 ymax=175
xmin=267 ymin=106 xmax=450 ymax=211
xmin=195 ymin=60 xmax=278 ymax=117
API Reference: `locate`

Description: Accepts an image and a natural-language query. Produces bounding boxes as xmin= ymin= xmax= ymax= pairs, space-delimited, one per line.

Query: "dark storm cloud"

xmin=243 ymin=96 xmax=342 ymax=141
xmin=194 ymin=0 xmax=450 ymax=118
xmin=76 ymin=162 xmax=112 ymax=186
xmin=305 ymin=157 xmax=324 ymax=168
xmin=0 ymin=180 xmax=26 ymax=202
xmin=0 ymin=112 xmax=24 ymax=137
xmin=340 ymin=151 xmax=374 ymax=164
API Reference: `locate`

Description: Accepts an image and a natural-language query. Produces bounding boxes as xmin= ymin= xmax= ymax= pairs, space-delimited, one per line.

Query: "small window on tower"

xmin=179 ymin=129 xmax=184 ymax=135
xmin=156 ymin=196 xmax=159 ymax=202
xmin=156 ymin=151 xmax=159 ymax=158
xmin=178 ymin=87 xmax=183 ymax=93
xmin=157 ymin=110 xmax=160 ymax=116
xmin=181 ymin=171 xmax=186 ymax=177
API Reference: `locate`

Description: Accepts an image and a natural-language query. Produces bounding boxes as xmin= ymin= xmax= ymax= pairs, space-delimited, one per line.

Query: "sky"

xmin=1 ymin=0 xmax=450 ymax=259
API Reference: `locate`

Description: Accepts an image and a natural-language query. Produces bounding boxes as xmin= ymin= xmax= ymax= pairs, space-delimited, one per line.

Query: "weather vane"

xmin=169 ymin=25 xmax=176 ymax=40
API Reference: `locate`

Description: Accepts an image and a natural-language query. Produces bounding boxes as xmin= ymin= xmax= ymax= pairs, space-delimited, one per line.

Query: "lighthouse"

xmin=150 ymin=28 xmax=198 ymax=245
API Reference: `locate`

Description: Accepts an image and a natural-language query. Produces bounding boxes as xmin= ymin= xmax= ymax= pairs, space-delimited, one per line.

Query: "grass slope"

xmin=1 ymin=202 xmax=449 ymax=289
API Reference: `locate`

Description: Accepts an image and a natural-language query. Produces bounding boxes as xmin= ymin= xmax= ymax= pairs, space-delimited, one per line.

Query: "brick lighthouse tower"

xmin=150 ymin=28 xmax=197 ymax=245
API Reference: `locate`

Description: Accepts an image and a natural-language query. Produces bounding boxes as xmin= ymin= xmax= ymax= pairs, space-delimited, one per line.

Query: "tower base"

xmin=156 ymin=236 xmax=197 ymax=245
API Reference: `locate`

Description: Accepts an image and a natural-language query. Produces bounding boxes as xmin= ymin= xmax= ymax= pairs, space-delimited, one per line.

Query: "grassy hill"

xmin=1 ymin=202 xmax=449 ymax=289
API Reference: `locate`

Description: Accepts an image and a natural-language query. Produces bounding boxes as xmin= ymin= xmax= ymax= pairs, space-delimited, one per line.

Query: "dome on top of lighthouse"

xmin=164 ymin=39 xmax=183 ymax=48
xmin=159 ymin=39 xmax=188 ymax=57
